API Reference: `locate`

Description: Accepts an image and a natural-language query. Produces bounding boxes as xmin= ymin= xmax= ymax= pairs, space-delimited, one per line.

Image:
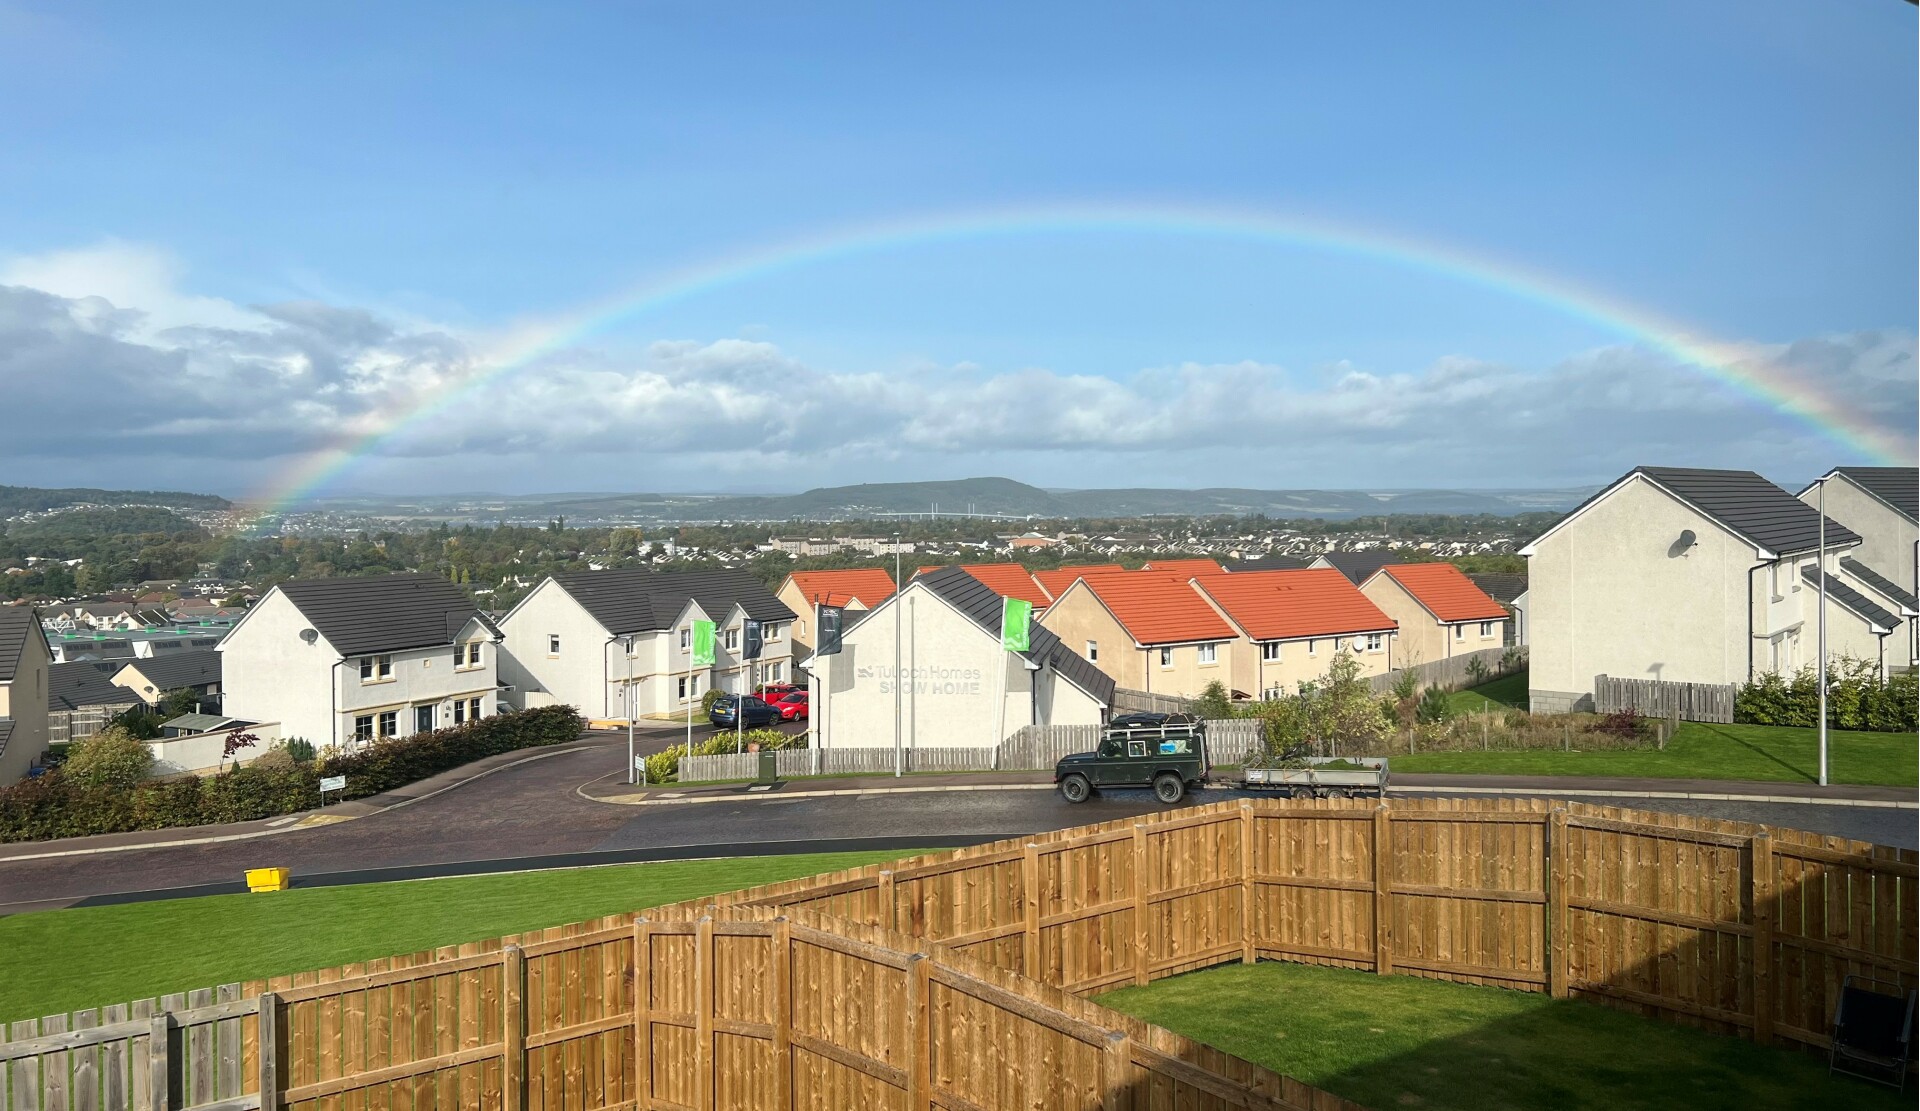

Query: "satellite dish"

xmin=299 ymin=628 xmax=318 ymax=644
xmin=1667 ymin=530 xmax=1697 ymax=558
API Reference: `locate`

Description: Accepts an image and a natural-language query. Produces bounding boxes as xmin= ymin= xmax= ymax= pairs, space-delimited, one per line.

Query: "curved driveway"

xmin=1 ymin=734 xmax=1910 ymax=913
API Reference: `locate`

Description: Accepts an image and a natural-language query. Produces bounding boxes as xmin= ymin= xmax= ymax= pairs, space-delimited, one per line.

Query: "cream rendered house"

xmin=217 ymin=574 xmax=503 ymax=749
xmin=1522 ymin=467 xmax=1870 ymax=713
xmin=0 ymin=607 xmax=52 ymax=783
xmin=1038 ymin=571 xmax=1247 ymax=699
xmin=1190 ymin=570 xmax=1398 ymax=699
xmin=498 ymin=569 xmax=795 ymax=719
xmin=1797 ymin=467 xmax=1917 ymax=668
xmin=1358 ymin=564 xmax=1507 ymax=664
xmin=809 ymin=566 xmax=1112 ymax=751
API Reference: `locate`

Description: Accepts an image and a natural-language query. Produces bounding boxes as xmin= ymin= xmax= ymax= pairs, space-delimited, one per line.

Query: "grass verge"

xmin=1097 ymin=961 xmax=1904 ymax=1111
xmin=0 ymin=850 xmax=907 ymax=1021
xmin=1445 ymin=671 xmax=1529 ymax=713
xmin=1392 ymin=721 xmax=1917 ymax=786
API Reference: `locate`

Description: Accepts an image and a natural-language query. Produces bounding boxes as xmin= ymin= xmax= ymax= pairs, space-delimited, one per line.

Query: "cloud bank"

xmin=0 ymin=242 xmax=1912 ymax=495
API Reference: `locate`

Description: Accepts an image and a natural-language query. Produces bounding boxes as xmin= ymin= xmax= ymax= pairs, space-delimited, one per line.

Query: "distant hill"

xmin=0 ymin=484 xmax=231 ymax=517
xmin=3 ymin=505 xmax=209 ymax=539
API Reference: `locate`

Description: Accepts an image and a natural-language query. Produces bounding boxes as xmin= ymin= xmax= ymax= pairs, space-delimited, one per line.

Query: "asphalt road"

xmin=0 ymin=734 xmax=1909 ymax=914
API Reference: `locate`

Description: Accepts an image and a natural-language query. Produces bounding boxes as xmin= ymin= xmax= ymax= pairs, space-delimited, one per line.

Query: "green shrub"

xmin=1191 ymin=681 xmax=1234 ymax=722
xmin=282 ymin=738 xmax=317 ymax=763
xmin=1415 ymin=686 xmax=1452 ymax=725
xmin=318 ymin=705 xmax=583 ymax=801
xmin=700 ymin=688 xmax=724 ymax=717
xmin=64 ymin=726 xmax=153 ymax=789
xmin=1735 ymin=658 xmax=1917 ymax=732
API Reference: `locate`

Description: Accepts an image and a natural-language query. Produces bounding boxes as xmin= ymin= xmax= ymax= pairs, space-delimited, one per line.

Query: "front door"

xmin=415 ymin=705 xmax=435 ymax=734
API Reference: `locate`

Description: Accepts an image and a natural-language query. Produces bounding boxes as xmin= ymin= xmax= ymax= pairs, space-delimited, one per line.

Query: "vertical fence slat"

xmin=502 ymin=947 xmax=525 ymax=1111
xmin=255 ymin=995 xmax=278 ymax=1111
xmin=1131 ymin=824 xmax=1150 ymax=986
xmin=1751 ymin=833 xmax=1774 ymax=1045
xmin=143 ymin=1015 xmax=166 ymax=1111
xmin=1549 ymin=808 xmax=1570 ymax=998
xmin=1372 ymin=807 xmax=1394 ymax=976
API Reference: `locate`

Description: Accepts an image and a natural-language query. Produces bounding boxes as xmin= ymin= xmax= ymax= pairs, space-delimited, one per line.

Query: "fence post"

xmin=1240 ymin=800 xmax=1257 ymax=965
xmin=1101 ymin=1030 xmax=1133 ymax=1111
xmin=1547 ymin=809 xmax=1569 ymax=998
xmin=148 ymin=1013 xmax=170 ymax=1111
xmin=1022 ymin=845 xmax=1041 ymax=979
xmin=904 ymin=954 xmax=931 ymax=1111
xmin=256 ymin=993 xmax=280 ymax=1111
xmin=770 ymin=917 xmax=791 ymax=1109
xmin=695 ymin=916 xmax=714 ymax=1111
xmin=1750 ymin=833 xmax=1774 ymax=1045
xmin=503 ymin=946 xmax=526 ymax=1111
xmin=1372 ymin=806 xmax=1393 ymax=975
xmin=1132 ymin=824 xmax=1151 ymax=985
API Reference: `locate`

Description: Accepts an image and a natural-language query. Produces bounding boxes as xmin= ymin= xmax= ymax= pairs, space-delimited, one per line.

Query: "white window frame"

xmin=765 ymin=623 xmax=781 ymax=640
xmin=353 ymin=714 xmax=374 ymax=740
xmin=453 ymin=699 xmax=467 ymax=725
xmin=377 ymin=710 xmax=398 ymax=738
xmin=1366 ymin=634 xmax=1384 ymax=652
xmin=1158 ymin=647 xmax=1173 ymax=669
xmin=547 ymin=634 xmax=561 ymax=656
xmin=1261 ymin=642 xmax=1281 ymax=662
xmin=1085 ymin=640 xmax=1099 ymax=663
xmin=679 ymin=627 xmax=691 ymax=651
xmin=1454 ymin=625 xmax=1466 ymax=641
xmin=1197 ymin=643 xmax=1218 ymax=665
xmin=468 ymin=697 xmax=482 ymax=721
xmin=360 ymin=655 xmax=392 ymax=683
xmin=1307 ymin=639 xmax=1318 ymax=656
xmin=724 ymin=628 xmax=739 ymax=651
xmin=1480 ymin=622 xmax=1494 ymax=638
xmin=677 ymin=676 xmax=689 ymax=701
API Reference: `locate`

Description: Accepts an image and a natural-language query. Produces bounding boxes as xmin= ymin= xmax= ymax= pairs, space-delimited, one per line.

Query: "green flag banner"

xmin=691 ymin=618 xmax=716 ymax=667
xmin=1001 ymin=597 xmax=1032 ymax=652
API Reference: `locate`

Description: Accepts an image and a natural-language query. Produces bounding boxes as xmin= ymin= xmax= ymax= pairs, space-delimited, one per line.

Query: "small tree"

xmin=1415 ymin=686 xmax=1452 ymax=724
xmin=158 ymin=687 xmax=202 ymax=719
xmin=221 ymin=730 xmax=260 ymax=765
xmin=65 ymin=725 xmax=154 ymax=788
xmin=1191 ymin=680 xmax=1234 ymax=722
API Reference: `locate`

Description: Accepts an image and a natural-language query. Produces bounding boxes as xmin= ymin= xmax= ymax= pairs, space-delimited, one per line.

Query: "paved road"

xmin=0 ymin=735 xmax=1909 ymax=914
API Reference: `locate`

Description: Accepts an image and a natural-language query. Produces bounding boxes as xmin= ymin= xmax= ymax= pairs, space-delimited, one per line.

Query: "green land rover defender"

xmin=1053 ymin=713 xmax=1209 ymax=804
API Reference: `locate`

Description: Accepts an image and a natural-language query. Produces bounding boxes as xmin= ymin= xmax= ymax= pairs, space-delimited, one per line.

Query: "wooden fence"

xmin=1594 ymin=674 xmax=1737 ymax=723
xmin=49 ymin=706 xmax=117 ymax=745
xmin=1111 ymin=688 xmax=1191 ymax=714
xmin=1365 ymin=645 xmax=1524 ymax=695
xmin=4 ymin=798 xmax=1912 ymax=1110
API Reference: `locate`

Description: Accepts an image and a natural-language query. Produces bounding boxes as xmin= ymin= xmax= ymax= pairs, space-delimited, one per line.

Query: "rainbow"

xmin=244 ymin=200 xmax=1911 ymax=523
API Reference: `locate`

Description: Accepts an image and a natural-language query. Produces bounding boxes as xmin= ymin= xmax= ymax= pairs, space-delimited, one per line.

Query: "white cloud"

xmin=0 ymin=245 xmax=1912 ymax=494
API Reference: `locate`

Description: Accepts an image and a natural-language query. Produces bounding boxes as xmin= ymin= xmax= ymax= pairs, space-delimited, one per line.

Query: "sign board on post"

xmin=742 ymin=619 xmax=763 ymax=661
xmin=319 ymin=775 xmax=346 ymax=793
xmin=816 ymin=606 xmax=845 ymax=656
xmin=691 ymin=619 xmax=716 ymax=667
xmin=1001 ymin=598 xmax=1032 ymax=653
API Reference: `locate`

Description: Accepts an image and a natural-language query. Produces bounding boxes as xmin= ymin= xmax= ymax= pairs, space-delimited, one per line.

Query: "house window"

xmin=359 ymin=655 xmax=392 ymax=682
xmin=458 ymin=642 xmax=482 ymax=668
xmin=453 ymin=699 xmax=467 ymax=725
xmin=469 ymin=697 xmax=483 ymax=721
xmin=679 ymin=627 xmax=690 ymax=651
xmin=796 ymin=619 xmax=807 ymax=638
xmin=677 ymin=676 xmax=689 ymax=701
xmin=354 ymin=714 xmax=373 ymax=740
xmin=724 ymin=628 xmax=739 ymax=650
xmin=1197 ymin=643 xmax=1218 ymax=665
xmin=1261 ymin=642 xmax=1281 ymax=662
xmin=1479 ymin=622 xmax=1494 ymax=638
xmin=1158 ymin=647 xmax=1173 ymax=668
xmin=1454 ymin=625 xmax=1466 ymax=641
xmin=547 ymin=634 xmax=561 ymax=656
xmin=377 ymin=710 xmax=398 ymax=738
xmin=765 ymin=623 xmax=781 ymax=640
xmin=1366 ymin=634 xmax=1384 ymax=652
xmin=766 ymin=661 xmax=783 ymax=682
xmin=1308 ymin=640 xmax=1318 ymax=656
xmin=1086 ymin=640 xmax=1099 ymax=663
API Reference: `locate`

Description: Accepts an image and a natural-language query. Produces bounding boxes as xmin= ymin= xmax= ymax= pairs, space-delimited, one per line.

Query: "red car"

xmin=771 ymin=691 xmax=808 ymax=722
xmin=759 ymin=683 xmax=804 ymax=700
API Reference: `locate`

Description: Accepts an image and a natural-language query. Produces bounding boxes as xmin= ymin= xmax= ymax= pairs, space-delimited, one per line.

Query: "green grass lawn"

xmin=1392 ymin=720 xmax=1917 ymax=787
xmin=1098 ymin=961 xmax=1904 ymax=1111
xmin=0 ymin=850 xmax=907 ymax=1021
xmin=1445 ymin=671 xmax=1530 ymax=714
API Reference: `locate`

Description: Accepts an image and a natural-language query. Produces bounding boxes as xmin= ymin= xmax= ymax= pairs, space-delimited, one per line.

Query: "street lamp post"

xmin=893 ymin=534 xmax=903 ymax=777
xmin=1816 ymin=478 xmax=1829 ymax=787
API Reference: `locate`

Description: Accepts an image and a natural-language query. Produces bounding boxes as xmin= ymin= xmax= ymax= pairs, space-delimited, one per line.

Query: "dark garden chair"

xmin=1829 ymin=975 xmax=1915 ymax=1089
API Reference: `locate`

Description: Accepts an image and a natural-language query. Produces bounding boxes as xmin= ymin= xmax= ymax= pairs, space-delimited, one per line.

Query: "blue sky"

xmin=0 ymin=2 xmax=1913 ymax=498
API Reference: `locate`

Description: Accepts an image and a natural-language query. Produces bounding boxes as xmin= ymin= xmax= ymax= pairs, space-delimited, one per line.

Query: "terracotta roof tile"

xmin=782 ymin=569 xmax=897 ymax=609
xmin=914 ymin=564 xmax=1051 ymax=608
xmin=1072 ymin=572 xmax=1238 ymax=646
xmin=1193 ymin=570 xmax=1397 ymax=640
xmin=1141 ymin=558 xmax=1226 ymax=575
xmin=1374 ymin=563 xmax=1508 ymax=623
xmin=1033 ymin=564 xmax=1124 ymax=601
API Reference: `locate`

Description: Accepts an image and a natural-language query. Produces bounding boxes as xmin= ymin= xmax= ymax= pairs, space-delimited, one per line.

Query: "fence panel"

xmin=1112 ymin=688 xmax=1192 ymax=714
xmin=1365 ymin=645 xmax=1524 ymax=695
xmin=1593 ymin=675 xmax=1737 ymax=723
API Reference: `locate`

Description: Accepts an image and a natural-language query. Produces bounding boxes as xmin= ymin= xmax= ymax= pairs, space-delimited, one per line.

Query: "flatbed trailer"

xmin=1229 ymin=756 xmax=1390 ymax=799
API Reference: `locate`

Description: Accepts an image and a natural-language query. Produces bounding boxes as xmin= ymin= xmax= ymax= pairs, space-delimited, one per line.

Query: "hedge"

xmin=0 ymin=705 xmax=585 ymax=844
xmin=1734 ymin=659 xmax=1916 ymax=733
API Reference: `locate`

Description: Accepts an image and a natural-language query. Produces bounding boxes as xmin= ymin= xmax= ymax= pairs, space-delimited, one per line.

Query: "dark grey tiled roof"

xmin=0 ymin=608 xmax=36 ymax=683
xmin=277 ymin=574 xmax=485 ymax=657
xmin=49 ymin=660 xmax=142 ymax=712
xmin=1834 ymin=467 xmax=1918 ymax=523
xmin=1839 ymin=558 xmax=1918 ymax=615
xmin=1801 ymin=564 xmax=1900 ymax=632
xmin=1318 ymin=551 xmax=1399 ymax=585
xmin=121 ymin=650 xmax=223 ymax=692
xmin=1227 ymin=555 xmax=1310 ymax=571
xmin=913 ymin=567 xmax=1116 ymax=705
xmin=548 ymin=569 xmax=793 ymax=636
xmin=0 ymin=718 xmax=12 ymax=758
xmin=1637 ymin=468 xmax=1861 ymax=556
xmin=1467 ymin=573 xmax=1528 ymax=605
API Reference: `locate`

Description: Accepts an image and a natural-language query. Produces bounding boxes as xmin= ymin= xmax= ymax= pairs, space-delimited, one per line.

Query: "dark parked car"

xmin=1054 ymin=719 xmax=1209 ymax=804
xmin=708 ymin=694 xmax=780 ymax=729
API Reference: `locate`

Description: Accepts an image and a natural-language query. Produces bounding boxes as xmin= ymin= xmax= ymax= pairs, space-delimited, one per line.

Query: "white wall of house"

xmin=1804 ymin=476 xmax=1917 ymax=591
xmin=812 ymin=584 xmax=1095 ymax=750
xmin=498 ymin=579 xmax=621 ymax=716
xmin=335 ymin=626 xmax=499 ymax=742
xmin=147 ymin=721 xmax=283 ymax=776
xmin=0 ymin=626 xmax=51 ymax=783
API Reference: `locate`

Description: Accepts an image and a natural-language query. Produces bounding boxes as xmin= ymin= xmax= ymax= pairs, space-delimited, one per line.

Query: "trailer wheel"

xmin=1059 ymin=774 xmax=1093 ymax=804
xmin=1325 ymin=787 xmax=1351 ymax=800
xmin=1288 ymin=785 xmax=1315 ymax=800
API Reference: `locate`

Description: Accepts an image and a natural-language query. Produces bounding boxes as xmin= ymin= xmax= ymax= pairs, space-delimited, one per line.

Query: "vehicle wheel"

xmin=1059 ymin=774 xmax=1093 ymax=804
xmin=1324 ymin=787 xmax=1351 ymax=800
xmin=1287 ymin=785 xmax=1315 ymax=801
xmin=1153 ymin=773 xmax=1186 ymax=804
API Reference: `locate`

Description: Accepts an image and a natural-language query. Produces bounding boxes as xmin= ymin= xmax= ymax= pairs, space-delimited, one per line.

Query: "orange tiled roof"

xmin=1033 ymin=564 xmax=1125 ymax=601
xmin=915 ymin=564 xmax=1051 ymax=607
xmin=1071 ymin=572 xmax=1238 ymax=646
xmin=1192 ymin=569 xmax=1396 ymax=641
xmin=1141 ymin=558 xmax=1226 ymax=575
xmin=782 ymin=569 xmax=897 ymax=609
xmin=1373 ymin=563 xmax=1509 ymax=623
